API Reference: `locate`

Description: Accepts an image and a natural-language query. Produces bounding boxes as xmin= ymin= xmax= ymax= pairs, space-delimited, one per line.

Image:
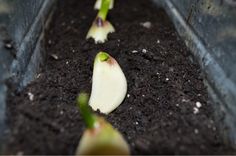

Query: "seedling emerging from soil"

xmin=86 ymin=0 xmax=115 ymax=43
xmin=76 ymin=93 xmax=130 ymax=155
xmin=89 ymin=52 xmax=127 ymax=114
xmin=94 ymin=0 xmax=114 ymax=10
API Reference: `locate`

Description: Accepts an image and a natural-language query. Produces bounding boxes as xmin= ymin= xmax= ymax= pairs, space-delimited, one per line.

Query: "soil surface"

xmin=5 ymin=0 xmax=235 ymax=155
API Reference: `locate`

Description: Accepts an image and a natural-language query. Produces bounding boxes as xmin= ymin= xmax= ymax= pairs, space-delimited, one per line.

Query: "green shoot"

xmin=94 ymin=0 xmax=114 ymax=10
xmin=76 ymin=93 xmax=97 ymax=129
xmin=97 ymin=0 xmax=110 ymax=21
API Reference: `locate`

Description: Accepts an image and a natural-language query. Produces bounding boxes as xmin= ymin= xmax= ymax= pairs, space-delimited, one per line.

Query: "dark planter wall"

xmin=0 ymin=0 xmax=56 ymax=150
xmin=153 ymin=0 xmax=236 ymax=147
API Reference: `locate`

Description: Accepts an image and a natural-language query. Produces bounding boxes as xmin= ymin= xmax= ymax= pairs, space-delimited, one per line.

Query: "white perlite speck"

xmin=5 ymin=43 xmax=13 ymax=49
xmin=182 ymin=98 xmax=189 ymax=102
xmin=140 ymin=21 xmax=152 ymax=29
xmin=51 ymin=54 xmax=58 ymax=60
xmin=132 ymin=50 xmax=138 ymax=53
xmin=48 ymin=40 xmax=52 ymax=45
xmin=27 ymin=92 xmax=34 ymax=101
xmin=196 ymin=101 xmax=202 ymax=108
xmin=193 ymin=107 xmax=199 ymax=114
xmin=36 ymin=73 xmax=41 ymax=79
xmin=142 ymin=49 xmax=147 ymax=53
xmin=127 ymin=94 xmax=130 ymax=98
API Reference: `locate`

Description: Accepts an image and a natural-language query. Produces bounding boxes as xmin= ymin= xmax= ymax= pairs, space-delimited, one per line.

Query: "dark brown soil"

xmin=5 ymin=0 xmax=235 ymax=155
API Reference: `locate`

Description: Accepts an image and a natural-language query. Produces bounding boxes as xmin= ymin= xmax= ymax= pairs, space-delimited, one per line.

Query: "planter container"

xmin=0 ymin=0 xmax=56 ymax=150
xmin=0 ymin=0 xmax=235 ymax=151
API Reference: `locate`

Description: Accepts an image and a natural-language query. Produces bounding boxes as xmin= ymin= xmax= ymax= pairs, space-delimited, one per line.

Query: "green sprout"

xmin=76 ymin=93 xmax=97 ymax=129
xmin=97 ymin=0 xmax=111 ymax=20
xmin=86 ymin=0 xmax=115 ymax=44
xmin=97 ymin=51 xmax=109 ymax=62
xmin=76 ymin=93 xmax=130 ymax=155
xmin=94 ymin=0 xmax=114 ymax=10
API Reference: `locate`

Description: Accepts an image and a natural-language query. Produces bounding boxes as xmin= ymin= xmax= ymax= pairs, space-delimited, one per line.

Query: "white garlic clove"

xmin=89 ymin=52 xmax=127 ymax=114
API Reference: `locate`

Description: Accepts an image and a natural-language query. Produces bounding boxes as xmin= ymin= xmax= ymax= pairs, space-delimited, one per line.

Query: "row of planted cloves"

xmin=75 ymin=0 xmax=130 ymax=155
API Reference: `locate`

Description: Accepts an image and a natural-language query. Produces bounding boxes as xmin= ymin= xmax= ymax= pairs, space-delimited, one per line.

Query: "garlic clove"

xmin=86 ymin=18 xmax=115 ymax=44
xmin=89 ymin=52 xmax=127 ymax=114
xmin=76 ymin=117 xmax=130 ymax=155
